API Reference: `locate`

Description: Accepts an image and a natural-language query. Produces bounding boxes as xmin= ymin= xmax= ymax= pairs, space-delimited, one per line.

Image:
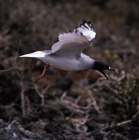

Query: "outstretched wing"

xmin=51 ymin=20 xmax=96 ymax=58
xmin=73 ymin=20 xmax=96 ymax=42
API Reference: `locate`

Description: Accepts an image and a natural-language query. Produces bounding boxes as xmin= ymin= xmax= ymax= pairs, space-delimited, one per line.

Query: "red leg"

xmin=34 ymin=64 xmax=50 ymax=82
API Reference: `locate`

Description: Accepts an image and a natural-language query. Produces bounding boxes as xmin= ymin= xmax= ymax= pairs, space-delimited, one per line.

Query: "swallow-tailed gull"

xmin=20 ymin=20 xmax=117 ymax=82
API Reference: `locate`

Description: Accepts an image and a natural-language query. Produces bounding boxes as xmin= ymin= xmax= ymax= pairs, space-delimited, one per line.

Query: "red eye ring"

xmin=104 ymin=64 xmax=107 ymax=68
xmin=104 ymin=64 xmax=109 ymax=70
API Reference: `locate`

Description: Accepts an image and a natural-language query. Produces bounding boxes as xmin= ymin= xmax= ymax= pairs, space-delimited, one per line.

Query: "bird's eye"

xmin=104 ymin=64 xmax=109 ymax=70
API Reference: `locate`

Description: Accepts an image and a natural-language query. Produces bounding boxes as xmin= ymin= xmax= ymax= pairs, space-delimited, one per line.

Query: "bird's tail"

xmin=20 ymin=50 xmax=51 ymax=58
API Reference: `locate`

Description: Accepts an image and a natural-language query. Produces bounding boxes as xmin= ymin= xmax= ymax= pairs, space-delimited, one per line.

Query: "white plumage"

xmin=73 ymin=21 xmax=96 ymax=42
xmin=20 ymin=20 xmax=96 ymax=70
xmin=20 ymin=20 xmax=117 ymax=82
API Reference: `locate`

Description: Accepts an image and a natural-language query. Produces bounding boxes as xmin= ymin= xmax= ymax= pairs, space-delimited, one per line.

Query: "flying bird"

xmin=20 ymin=20 xmax=117 ymax=82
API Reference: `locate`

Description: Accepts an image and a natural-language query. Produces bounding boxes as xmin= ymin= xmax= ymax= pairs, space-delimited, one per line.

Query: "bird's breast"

xmin=40 ymin=55 xmax=82 ymax=71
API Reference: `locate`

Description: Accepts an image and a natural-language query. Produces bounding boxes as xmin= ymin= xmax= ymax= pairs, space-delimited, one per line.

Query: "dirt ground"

xmin=0 ymin=0 xmax=139 ymax=140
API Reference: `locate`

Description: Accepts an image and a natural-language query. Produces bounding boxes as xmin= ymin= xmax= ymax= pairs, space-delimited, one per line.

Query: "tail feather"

xmin=20 ymin=50 xmax=51 ymax=58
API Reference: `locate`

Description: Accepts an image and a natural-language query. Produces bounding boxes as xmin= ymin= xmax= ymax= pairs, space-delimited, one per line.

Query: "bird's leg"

xmin=34 ymin=64 xmax=50 ymax=82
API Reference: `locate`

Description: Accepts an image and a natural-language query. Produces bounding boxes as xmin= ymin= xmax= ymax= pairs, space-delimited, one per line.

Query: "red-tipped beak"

xmin=101 ymin=67 xmax=118 ymax=80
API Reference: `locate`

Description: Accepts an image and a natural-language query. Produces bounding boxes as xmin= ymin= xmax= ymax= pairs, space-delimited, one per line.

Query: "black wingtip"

xmin=88 ymin=21 xmax=95 ymax=31
xmin=80 ymin=20 xmax=95 ymax=31
xmin=79 ymin=20 xmax=87 ymax=27
xmin=83 ymin=19 xmax=87 ymax=23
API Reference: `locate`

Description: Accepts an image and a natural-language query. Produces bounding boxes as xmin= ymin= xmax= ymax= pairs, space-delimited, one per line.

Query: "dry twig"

xmin=34 ymin=84 xmax=51 ymax=106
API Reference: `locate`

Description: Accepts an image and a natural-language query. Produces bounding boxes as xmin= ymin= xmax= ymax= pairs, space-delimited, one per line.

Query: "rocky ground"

xmin=0 ymin=0 xmax=139 ymax=139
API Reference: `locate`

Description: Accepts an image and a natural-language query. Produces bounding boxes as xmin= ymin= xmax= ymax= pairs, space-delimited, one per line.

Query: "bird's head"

xmin=93 ymin=60 xmax=118 ymax=80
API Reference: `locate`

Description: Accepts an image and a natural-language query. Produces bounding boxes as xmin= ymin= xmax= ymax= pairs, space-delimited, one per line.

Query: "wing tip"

xmin=80 ymin=20 xmax=95 ymax=32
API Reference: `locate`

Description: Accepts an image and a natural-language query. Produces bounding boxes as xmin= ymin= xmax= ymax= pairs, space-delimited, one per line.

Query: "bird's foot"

xmin=34 ymin=75 xmax=43 ymax=82
xmin=34 ymin=64 xmax=50 ymax=83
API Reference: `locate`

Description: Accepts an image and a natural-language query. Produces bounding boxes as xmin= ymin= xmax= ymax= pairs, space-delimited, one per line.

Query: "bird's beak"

xmin=101 ymin=70 xmax=109 ymax=80
xmin=100 ymin=67 xmax=118 ymax=80
xmin=109 ymin=67 xmax=118 ymax=73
